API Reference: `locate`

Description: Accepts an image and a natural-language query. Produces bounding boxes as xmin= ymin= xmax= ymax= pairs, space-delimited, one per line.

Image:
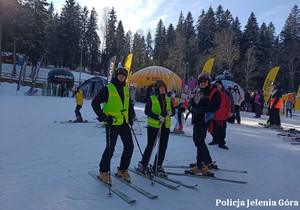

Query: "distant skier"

xmin=232 ymin=85 xmax=244 ymax=124
xmin=92 ymin=67 xmax=135 ymax=183
xmin=136 ymin=80 xmax=175 ymax=177
xmin=74 ymin=89 xmax=83 ymax=122
xmin=173 ymin=100 xmax=188 ymax=134
xmin=267 ymin=81 xmax=283 ymax=127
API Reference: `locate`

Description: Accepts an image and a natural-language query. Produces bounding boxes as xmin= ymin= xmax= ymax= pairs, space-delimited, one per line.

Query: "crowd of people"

xmin=70 ymin=66 xmax=293 ymax=184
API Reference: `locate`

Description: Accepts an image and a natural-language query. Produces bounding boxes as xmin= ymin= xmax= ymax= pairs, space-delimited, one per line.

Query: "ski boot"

xmin=116 ymin=168 xmax=131 ymax=182
xmin=207 ymin=161 xmax=219 ymax=170
xmin=153 ymin=166 xmax=168 ymax=178
xmin=188 ymin=162 xmax=214 ymax=176
xmin=99 ymin=171 xmax=111 ymax=184
xmin=135 ymin=163 xmax=153 ymax=178
xmin=178 ymin=124 xmax=185 ymax=134
xmin=173 ymin=128 xmax=180 ymax=134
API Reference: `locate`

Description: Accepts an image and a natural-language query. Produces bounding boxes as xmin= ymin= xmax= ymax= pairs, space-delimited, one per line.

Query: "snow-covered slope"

xmin=0 ymin=82 xmax=299 ymax=210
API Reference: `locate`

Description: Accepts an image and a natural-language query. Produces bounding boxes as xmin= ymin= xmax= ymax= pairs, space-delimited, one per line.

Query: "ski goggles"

xmin=117 ymin=68 xmax=128 ymax=77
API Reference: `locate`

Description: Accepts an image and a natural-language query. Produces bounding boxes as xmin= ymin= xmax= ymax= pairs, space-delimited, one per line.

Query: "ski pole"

xmin=149 ymin=123 xmax=163 ymax=184
xmin=154 ymin=125 xmax=163 ymax=178
xmin=130 ymin=125 xmax=143 ymax=157
xmin=107 ymin=123 xmax=112 ymax=197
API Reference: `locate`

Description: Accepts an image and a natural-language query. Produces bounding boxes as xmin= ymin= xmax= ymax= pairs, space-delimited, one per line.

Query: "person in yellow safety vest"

xmin=267 ymin=81 xmax=283 ymax=128
xmin=136 ymin=80 xmax=175 ymax=177
xmin=91 ymin=67 xmax=135 ymax=183
xmin=74 ymin=89 xmax=84 ymax=122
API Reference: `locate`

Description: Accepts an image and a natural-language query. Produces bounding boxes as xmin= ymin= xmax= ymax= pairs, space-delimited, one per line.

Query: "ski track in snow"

xmin=0 ymin=82 xmax=300 ymax=210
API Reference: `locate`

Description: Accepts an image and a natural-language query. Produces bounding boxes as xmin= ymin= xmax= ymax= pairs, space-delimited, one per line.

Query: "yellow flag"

xmin=295 ymin=85 xmax=300 ymax=111
xmin=201 ymin=58 xmax=215 ymax=75
xmin=124 ymin=53 xmax=133 ymax=86
xmin=262 ymin=67 xmax=280 ymax=104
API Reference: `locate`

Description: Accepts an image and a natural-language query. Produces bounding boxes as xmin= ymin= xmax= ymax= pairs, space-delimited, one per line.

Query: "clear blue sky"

xmin=51 ymin=0 xmax=299 ymax=35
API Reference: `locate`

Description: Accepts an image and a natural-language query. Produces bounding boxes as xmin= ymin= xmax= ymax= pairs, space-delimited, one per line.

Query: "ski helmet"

xmin=115 ymin=67 xmax=128 ymax=78
xmin=153 ymin=80 xmax=167 ymax=94
xmin=197 ymin=73 xmax=211 ymax=85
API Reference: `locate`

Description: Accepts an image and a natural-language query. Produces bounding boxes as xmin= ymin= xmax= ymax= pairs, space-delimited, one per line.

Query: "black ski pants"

xmin=75 ymin=105 xmax=82 ymax=120
xmin=255 ymin=104 xmax=261 ymax=118
xmin=212 ymin=120 xmax=227 ymax=146
xmin=193 ymin=124 xmax=212 ymax=165
xmin=140 ymin=124 xmax=170 ymax=168
xmin=234 ymin=105 xmax=241 ymax=123
xmin=269 ymin=108 xmax=281 ymax=126
xmin=99 ymin=124 xmax=134 ymax=172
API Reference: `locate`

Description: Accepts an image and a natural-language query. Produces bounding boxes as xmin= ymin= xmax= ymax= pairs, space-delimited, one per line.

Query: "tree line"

xmin=0 ymin=0 xmax=299 ymax=92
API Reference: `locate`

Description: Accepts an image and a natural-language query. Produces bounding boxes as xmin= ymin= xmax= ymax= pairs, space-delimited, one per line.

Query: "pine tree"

xmin=196 ymin=7 xmax=216 ymax=54
xmin=132 ymin=31 xmax=146 ymax=71
xmin=183 ymin=11 xmax=196 ymax=78
xmin=280 ymin=5 xmax=300 ymax=92
xmin=60 ymin=0 xmax=81 ymax=69
xmin=85 ymin=7 xmax=100 ymax=73
xmin=165 ymin=12 xmax=185 ymax=77
xmin=145 ymin=30 xmax=153 ymax=67
xmin=153 ymin=19 xmax=167 ymax=65
xmin=116 ymin=20 xmax=126 ymax=59
xmin=241 ymin=12 xmax=262 ymax=60
xmin=106 ymin=7 xmax=118 ymax=58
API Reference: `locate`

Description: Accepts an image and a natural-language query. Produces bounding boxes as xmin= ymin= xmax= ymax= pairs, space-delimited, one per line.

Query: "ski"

xmin=88 ymin=171 xmax=136 ymax=204
xmin=169 ymin=132 xmax=192 ymax=138
xmin=291 ymin=142 xmax=300 ymax=145
xmin=112 ymin=173 xmax=158 ymax=199
xmin=55 ymin=120 xmax=95 ymax=124
xmin=156 ymin=175 xmax=198 ymax=189
xmin=166 ymin=171 xmax=247 ymax=184
xmin=163 ymin=165 xmax=247 ymax=174
xmin=128 ymin=168 xmax=180 ymax=190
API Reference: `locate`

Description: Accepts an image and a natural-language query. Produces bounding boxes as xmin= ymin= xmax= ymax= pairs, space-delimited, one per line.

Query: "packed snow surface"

xmin=0 ymin=82 xmax=299 ymax=210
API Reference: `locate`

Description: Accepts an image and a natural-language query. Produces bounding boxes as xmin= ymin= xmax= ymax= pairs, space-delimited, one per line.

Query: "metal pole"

xmin=79 ymin=46 xmax=83 ymax=85
xmin=130 ymin=125 xmax=143 ymax=157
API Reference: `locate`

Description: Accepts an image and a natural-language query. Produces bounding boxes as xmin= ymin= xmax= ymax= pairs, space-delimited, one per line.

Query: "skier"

xmin=232 ymin=85 xmax=244 ymax=124
xmin=173 ymin=100 xmax=188 ymax=134
xmin=136 ymin=80 xmax=175 ymax=177
xmin=91 ymin=67 xmax=135 ymax=183
xmin=74 ymin=89 xmax=83 ymax=122
xmin=286 ymin=100 xmax=292 ymax=118
xmin=267 ymin=81 xmax=283 ymax=127
xmin=208 ymin=80 xmax=232 ymax=150
xmin=188 ymin=74 xmax=221 ymax=175
xmin=253 ymin=90 xmax=261 ymax=118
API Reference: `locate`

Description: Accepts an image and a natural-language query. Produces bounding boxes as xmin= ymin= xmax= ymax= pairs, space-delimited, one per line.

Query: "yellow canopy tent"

xmin=130 ymin=66 xmax=182 ymax=93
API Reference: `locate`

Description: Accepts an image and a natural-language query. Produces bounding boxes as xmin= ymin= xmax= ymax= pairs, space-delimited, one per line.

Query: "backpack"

xmin=207 ymin=88 xmax=231 ymax=135
xmin=209 ymin=89 xmax=231 ymax=121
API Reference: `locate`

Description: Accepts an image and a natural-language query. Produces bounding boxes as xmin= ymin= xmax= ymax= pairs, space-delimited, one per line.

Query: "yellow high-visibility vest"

xmin=103 ymin=83 xmax=129 ymax=125
xmin=147 ymin=95 xmax=171 ymax=128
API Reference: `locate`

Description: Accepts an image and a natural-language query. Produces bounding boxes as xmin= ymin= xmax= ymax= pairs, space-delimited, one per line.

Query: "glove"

xmin=104 ymin=116 xmax=114 ymax=124
xmin=159 ymin=115 xmax=165 ymax=123
xmin=178 ymin=124 xmax=183 ymax=131
xmin=167 ymin=110 xmax=172 ymax=116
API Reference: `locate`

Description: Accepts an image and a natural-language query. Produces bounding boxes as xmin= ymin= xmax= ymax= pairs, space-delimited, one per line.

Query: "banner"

xmin=201 ymin=58 xmax=215 ymax=75
xmin=107 ymin=55 xmax=117 ymax=83
xmin=124 ymin=53 xmax=133 ymax=86
xmin=262 ymin=67 xmax=280 ymax=104
xmin=295 ymin=85 xmax=300 ymax=111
